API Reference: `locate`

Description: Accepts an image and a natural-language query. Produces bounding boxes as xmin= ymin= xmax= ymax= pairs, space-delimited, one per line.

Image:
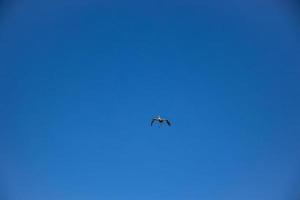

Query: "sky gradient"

xmin=1 ymin=1 xmax=300 ymax=200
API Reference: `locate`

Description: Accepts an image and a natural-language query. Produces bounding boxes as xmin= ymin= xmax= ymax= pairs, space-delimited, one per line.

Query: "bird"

xmin=151 ymin=116 xmax=171 ymax=126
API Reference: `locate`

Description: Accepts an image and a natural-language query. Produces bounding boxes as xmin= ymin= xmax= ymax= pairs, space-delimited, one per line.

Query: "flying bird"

xmin=151 ymin=116 xmax=171 ymax=126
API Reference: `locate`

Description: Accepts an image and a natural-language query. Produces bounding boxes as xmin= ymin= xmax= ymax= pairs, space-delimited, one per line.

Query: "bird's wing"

xmin=166 ymin=120 xmax=171 ymax=126
xmin=151 ymin=119 xmax=157 ymax=126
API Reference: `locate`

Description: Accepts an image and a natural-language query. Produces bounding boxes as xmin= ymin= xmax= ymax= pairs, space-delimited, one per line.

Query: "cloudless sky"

xmin=1 ymin=0 xmax=300 ymax=200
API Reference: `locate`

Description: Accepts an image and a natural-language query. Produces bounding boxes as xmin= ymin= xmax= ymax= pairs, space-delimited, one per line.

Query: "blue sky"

xmin=1 ymin=0 xmax=300 ymax=200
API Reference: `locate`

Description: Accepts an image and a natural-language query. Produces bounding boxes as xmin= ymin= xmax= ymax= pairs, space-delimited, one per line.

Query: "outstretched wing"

xmin=151 ymin=119 xmax=157 ymax=126
xmin=166 ymin=120 xmax=171 ymax=126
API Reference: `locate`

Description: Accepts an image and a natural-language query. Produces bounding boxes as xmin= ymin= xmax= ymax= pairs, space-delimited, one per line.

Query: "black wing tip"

xmin=151 ymin=119 xmax=155 ymax=126
xmin=166 ymin=120 xmax=171 ymax=126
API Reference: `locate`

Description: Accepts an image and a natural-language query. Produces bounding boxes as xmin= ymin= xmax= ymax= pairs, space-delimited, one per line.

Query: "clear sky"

xmin=1 ymin=0 xmax=300 ymax=200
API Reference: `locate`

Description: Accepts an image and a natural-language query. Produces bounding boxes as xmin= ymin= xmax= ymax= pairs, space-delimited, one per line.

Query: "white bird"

xmin=151 ymin=116 xmax=171 ymax=126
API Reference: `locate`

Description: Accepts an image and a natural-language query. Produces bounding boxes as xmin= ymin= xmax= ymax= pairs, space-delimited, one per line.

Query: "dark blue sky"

xmin=1 ymin=1 xmax=300 ymax=200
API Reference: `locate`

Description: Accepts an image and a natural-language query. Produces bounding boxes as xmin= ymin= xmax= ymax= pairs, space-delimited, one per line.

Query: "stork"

xmin=151 ymin=116 xmax=171 ymax=126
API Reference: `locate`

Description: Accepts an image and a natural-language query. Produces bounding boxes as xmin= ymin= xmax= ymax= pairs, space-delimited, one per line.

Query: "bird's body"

xmin=151 ymin=116 xmax=171 ymax=126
